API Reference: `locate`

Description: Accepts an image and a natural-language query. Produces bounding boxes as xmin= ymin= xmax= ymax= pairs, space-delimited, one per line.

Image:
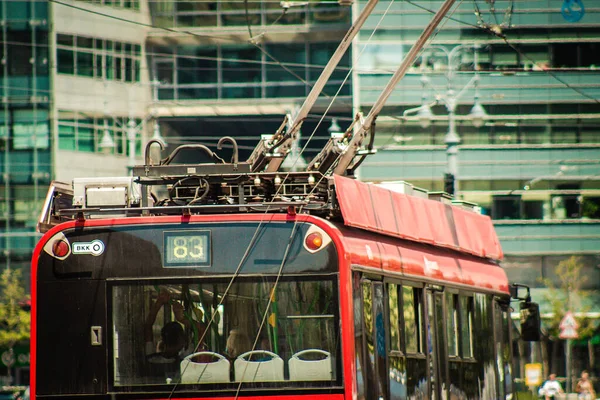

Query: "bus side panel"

xmin=36 ymin=280 xmax=106 ymax=396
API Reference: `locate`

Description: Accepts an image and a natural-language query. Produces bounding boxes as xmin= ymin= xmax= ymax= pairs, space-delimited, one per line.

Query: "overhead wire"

xmin=228 ymin=0 xmax=465 ymax=390
xmin=9 ymin=3 xmax=598 ymax=105
xmin=142 ymin=1 xmax=358 ymax=396
xmin=406 ymin=0 xmax=600 ymax=105
xmin=47 ymin=0 xmax=241 ymax=43
xmin=44 ymin=0 xmax=358 ymax=109
xmin=169 ymin=0 xmax=409 ymax=395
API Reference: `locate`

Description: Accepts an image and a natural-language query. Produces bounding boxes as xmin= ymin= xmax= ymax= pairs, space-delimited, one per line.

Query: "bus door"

xmin=425 ymin=288 xmax=448 ymax=400
xmin=494 ymin=299 xmax=514 ymax=399
xmin=358 ymin=278 xmax=388 ymax=400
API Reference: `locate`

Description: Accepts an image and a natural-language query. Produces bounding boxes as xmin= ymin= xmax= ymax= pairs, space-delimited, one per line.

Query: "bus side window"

xmin=387 ymin=283 xmax=407 ymax=400
xmin=403 ymin=286 xmax=427 ymax=399
xmin=353 ymin=273 xmax=366 ymax=399
xmin=459 ymin=296 xmax=474 ymax=358
xmin=446 ymin=292 xmax=459 ymax=357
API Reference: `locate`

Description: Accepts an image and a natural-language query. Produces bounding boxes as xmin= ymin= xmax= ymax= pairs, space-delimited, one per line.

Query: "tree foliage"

xmin=0 ymin=269 xmax=30 ymax=349
xmin=540 ymin=256 xmax=595 ymax=339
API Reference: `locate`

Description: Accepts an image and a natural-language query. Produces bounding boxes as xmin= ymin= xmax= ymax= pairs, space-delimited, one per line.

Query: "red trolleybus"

xmin=32 ymin=143 xmax=539 ymax=400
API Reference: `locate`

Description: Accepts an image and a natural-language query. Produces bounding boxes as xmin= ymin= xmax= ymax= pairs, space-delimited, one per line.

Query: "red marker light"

xmin=305 ymin=232 xmax=323 ymax=251
xmin=52 ymin=240 xmax=70 ymax=258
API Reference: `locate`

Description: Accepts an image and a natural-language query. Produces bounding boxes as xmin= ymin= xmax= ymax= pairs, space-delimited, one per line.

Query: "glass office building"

xmin=145 ymin=1 xmax=353 ymax=160
xmin=0 ymin=1 xmax=353 ymax=276
xmin=355 ymin=0 xmax=600 ymax=377
xmin=0 ymin=1 xmax=51 ymax=277
xmin=2 ymin=0 xmax=149 ymax=280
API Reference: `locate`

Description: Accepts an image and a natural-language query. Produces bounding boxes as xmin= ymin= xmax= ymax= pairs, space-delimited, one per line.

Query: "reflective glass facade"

xmin=1 ymin=0 xmax=50 ymax=273
xmin=356 ymin=0 xmax=600 ymax=226
xmin=58 ymin=111 xmax=142 ymax=156
xmin=56 ymin=34 xmax=142 ymax=82
xmin=355 ymin=0 xmax=600 ymax=381
xmin=150 ymin=42 xmax=351 ymax=101
xmin=146 ymin=1 xmax=353 ymax=161
xmin=148 ymin=1 xmax=350 ymax=28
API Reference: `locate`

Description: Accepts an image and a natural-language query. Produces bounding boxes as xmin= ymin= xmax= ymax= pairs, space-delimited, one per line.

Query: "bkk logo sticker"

xmin=72 ymin=240 xmax=105 ymax=256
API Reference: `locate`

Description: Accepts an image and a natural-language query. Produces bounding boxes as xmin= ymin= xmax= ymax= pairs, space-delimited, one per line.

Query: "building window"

xmin=446 ymin=292 xmax=459 ymax=357
xmin=148 ymin=1 xmax=348 ymax=29
xmin=150 ymin=42 xmax=351 ymax=101
xmin=492 ymin=195 xmax=522 ymax=220
xmin=76 ymin=0 xmax=140 ymax=11
xmin=56 ymin=33 xmax=141 ymax=83
xmin=459 ymin=296 xmax=474 ymax=358
xmin=403 ymin=286 xmax=423 ymax=354
xmin=13 ymin=110 xmax=50 ymax=150
xmin=58 ymin=111 xmax=140 ymax=155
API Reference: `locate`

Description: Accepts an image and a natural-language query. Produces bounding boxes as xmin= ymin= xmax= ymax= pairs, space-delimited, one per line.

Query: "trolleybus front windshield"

xmin=110 ymin=277 xmax=340 ymax=389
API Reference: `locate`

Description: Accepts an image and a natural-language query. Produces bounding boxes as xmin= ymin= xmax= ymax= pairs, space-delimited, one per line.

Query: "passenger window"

xmin=403 ymin=286 xmax=422 ymax=354
xmin=460 ymin=296 xmax=474 ymax=358
xmin=446 ymin=293 xmax=459 ymax=357
xmin=111 ymin=278 xmax=340 ymax=387
xmin=388 ymin=283 xmax=400 ymax=352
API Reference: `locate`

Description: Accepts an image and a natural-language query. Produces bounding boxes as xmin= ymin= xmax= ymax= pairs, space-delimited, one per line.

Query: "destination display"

xmin=163 ymin=230 xmax=211 ymax=267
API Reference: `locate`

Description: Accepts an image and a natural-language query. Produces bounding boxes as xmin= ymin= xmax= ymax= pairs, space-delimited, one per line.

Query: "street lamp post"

xmin=125 ymin=79 xmax=167 ymax=173
xmin=415 ymin=44 xmax=487 ymax=195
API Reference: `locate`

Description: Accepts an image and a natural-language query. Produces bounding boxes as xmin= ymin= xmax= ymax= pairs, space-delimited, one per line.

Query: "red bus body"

xmin=31 ymin=175 xmax=514 ymax=400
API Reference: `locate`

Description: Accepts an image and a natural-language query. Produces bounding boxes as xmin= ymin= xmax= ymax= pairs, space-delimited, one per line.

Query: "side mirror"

xmin=520 ymin=301 xmax=541 ymax=342
xmin=510 ymin=283 xmax=531 ymax=302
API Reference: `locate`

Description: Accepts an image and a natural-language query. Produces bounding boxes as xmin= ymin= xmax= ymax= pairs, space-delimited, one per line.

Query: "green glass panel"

xmin=158 ymin=88 xmax=174 ymax=100
xmin=76 ymin=51 xmax=94 ymax=77
xmin=220 ymin=1 xmax=259 ymax=26
xmin=95 ymin=54 xmax=103 ymax=78
xmin=7 ymin=31 xmax=32 ymax=76
xmin=552 ymin=127 xmax=577 ymax=144
xmin=78 ymin=126 xmax=94 ymax=152
xmin=266 ymin=85 xmax=306 ymax=98
xmin=222 ymin=46 xmax=260 ymax=84
xmin=58 ymin=124 xmax=76 ymax=151
xmin=94 ymin=38 xmax=104 ymax=52
xmin=134 ymin=60 xmax=140 ymax=82
xmin=114 ymin=130 xmax=125 ymax=155
xmin=177 ymin=88 xmax=217 ymax=100
xmin=222 ymin=86 xmax=260 ymax=99
xmin=57 ymin=49 xmax=74 ymax=74
xmin=34 ymin=1 xmax=49 ymax=20
xmin=115 ymin=57 xmax=123 ymax=81
xmin=521 ymin=126 xmax=550 ymax=144
xmin=124 ymin=57 xmax=133 ymax=82
xmin=309 ymin=43 xmax=349 ymax=81
xmin=106 ymin=56 xmax=114 ymax=79
xmin=266 ymin=44 xmax=306 ymax=82
xmin=76 ymin=36 xmax=94 ymax=50
xmin=580 ymin=127 xmax=600 ymax=144
xmin=176 ymin=48 xmax=217 ymax=84
xmin=13 ymin=123 xmax=48 ymax=149
xmin=57 ymin=34 xmax=74 ymax=46
xmin=6 ymin=1 xmax=28 ymax=20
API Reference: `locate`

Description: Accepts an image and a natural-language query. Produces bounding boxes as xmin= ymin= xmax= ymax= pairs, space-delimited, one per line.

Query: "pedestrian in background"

xmin=576 ymin=370 xmax=596 ymax=400
xmin=539 ymin=373 xmax=564 ymax=400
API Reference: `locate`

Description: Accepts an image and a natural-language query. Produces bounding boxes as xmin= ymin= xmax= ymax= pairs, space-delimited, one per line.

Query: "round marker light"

xmin=52 ymin=240 xmax=69 ymax=258
xmin=305 ymin=232 xmax=323 ymax=251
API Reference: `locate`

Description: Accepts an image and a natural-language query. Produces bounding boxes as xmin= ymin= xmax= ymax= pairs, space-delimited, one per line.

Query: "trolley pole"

xmin=333 ymin=0 xmax=458 ymax=175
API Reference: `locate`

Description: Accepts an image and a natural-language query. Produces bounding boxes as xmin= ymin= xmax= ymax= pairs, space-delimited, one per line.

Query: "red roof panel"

xmin=334 ymin=175 xmax=503 ymax=260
